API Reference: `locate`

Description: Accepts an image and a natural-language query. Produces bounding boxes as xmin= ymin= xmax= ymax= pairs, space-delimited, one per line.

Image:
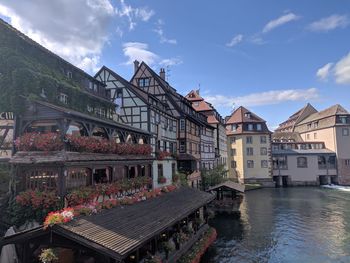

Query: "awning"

xmin=207 ymin=181 xmax=245 ymax=193
xmin=176 ymin=153 xmax=197 ymax=161
xmin=1 ymin=187 xmax=214 ymax=260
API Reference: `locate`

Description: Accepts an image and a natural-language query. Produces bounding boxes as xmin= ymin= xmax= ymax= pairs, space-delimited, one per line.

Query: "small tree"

xmin=200 ymin=165 xmax=228 ymax=190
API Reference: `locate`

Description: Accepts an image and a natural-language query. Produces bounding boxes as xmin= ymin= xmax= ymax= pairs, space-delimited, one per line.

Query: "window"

xmin=272 ymin=156 xmax=287 ymax=169
xmin=246 ymin=147 xmax=254 ymax=155
xmin=180 ymin=141 xmax=185 ymax=153
xmin=245 ymin=112 xmax=251 ymax=118
xmin=261 ymin=160 xmax=268 ymax=168
xmin=138 ymin=78 xmax=150 ymax=87
xmin=339 ymin=116 xmax=348 ymax=124
xmin=231 ymin=124 xmax=237 ymax=132
xmin=248 ymin=124 xmax=253 ymax=131
xmin=297 ymin=157 xmax=308 ymax=168
xmin=260 ymin=147 xmax=267 ymax=155
xmin=89 ymin=81 xmax=93 ymax=90
xmin=172 ymin=163 xmax=176 ymax=176
xmin=318 ymin=156 xmax=327 ymax=169
xmin=306 ymin=134 xmax=310 ymax=140
xmin=66 ymin=71 xmax=72 ymax=79
xmin=231 ymin=148 xmax=236 ymax=156
xmin=163 ymin=141 xmax=167 ymax=151
xmin=157 ymin=164 xmax=163 ymax=178
xmin=246 ymin=136 xmax=253 ymax=144
xmin=260 ymin=136 xmax=267 ymax=144
xmin=169 ymin=142 xmax=174 ymax=154
xmin=343 ymin=128 xmax=349 ymax=136
xmin=193 ymin=101 xmax=199 ymax=106
xmin=314 ymin=132 xmax=317 ymax=139
xmin=307 ymin=123 xmax=312 ymax=130
xmin=256 ymin=124 xmax=262 ymax=131
xmin=345 ymin=159 xmax=350 ymax=166
xmin=180 ymin=119 xmax=185 ymax=131
xmin=58 ymin=93 xmax=68 ymax=104
xmin=230 ymin=137 xmax=236 ymax=144
xmin=231 ymin=160 xmax=237 ymax=168
xmin=313 ymin=122 xmax=319 ymax=129
xmin=247 ymin=160 xmax=254 ymax=168
xmin=87 ymin=105 xmax=93 ymax=113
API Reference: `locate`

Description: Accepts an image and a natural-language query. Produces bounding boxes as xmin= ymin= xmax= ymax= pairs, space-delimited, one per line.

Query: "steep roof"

xmin=225 ymin=106 xmax=265 ymax=124
xmin=185 ymin=89 xmax=202 ymax=101
xmin=298 ymin=104 xmax=349 ymax=125
xmin=275 ymin=103 xmax=317 ymax=132
xmin=272 ymin=132 xmax=303 ymax=142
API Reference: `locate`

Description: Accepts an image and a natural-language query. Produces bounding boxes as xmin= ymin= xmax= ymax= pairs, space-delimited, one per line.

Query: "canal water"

xmin=202 ymin=187 xmax=350 ymax=263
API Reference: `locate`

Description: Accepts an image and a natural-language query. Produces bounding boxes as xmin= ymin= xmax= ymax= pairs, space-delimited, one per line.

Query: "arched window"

xmin=66 ymin=122 xmax=88 ymax=137
xmin=297 ymin=157 xmax=307 ymax=168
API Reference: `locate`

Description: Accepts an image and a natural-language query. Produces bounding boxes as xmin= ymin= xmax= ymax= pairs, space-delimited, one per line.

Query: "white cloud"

xmin=334 ymin=52 xmax=350 ymax=84
xmin=122 ymin=42 xmax=183 ymax=68
xmin=206 ymin=88 xmax=319 ymax=108
xmin=115 ymin=0 xmax=154 ymax=31
xmin=263 ymin=12 xmax=300 ymax=33
xmin=0 ymin=0 xmax=114 ymax=73
xmin=308 ymin=14 xmax=349 ymax=32
xmin=154 ymin=19 xmax=177 ymax=44
xmin=226 ymin=34 xmax=243 ymax=47
xmin=316 ymin=63 xmax=333 ymax=81
xmin=160 ymin=58 xmax=183 ymax=66
xmin=122 ymin=42 xmax=159 ymax=65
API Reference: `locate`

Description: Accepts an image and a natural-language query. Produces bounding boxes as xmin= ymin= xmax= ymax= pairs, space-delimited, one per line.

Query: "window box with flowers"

xmin=158 ymin=176 xmax=167 ymax=184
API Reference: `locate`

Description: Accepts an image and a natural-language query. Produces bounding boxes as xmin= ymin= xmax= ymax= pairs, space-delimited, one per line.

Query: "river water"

xmin=202 ymin=187 xmax=350 ymax=263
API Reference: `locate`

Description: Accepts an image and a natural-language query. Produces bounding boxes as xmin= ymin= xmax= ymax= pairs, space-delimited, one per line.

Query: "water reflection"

xmin=202 ymin=188 xmax=350 ymax=263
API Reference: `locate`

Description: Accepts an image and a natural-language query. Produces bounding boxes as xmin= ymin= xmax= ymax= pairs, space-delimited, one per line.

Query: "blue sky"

xmin=1 ymin=0 xmax=350 ymax=129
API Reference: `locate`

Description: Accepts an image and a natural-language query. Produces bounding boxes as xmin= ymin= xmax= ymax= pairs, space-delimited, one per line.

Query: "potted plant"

xmin=158 ymin=176 xmax=166 ymax=184
xmin=39 ymin=248 xmax=58 ymax=263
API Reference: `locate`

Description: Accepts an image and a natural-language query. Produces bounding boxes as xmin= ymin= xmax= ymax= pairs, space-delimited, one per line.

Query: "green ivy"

xmin=0 ymin=22 xmax=114 ymax=116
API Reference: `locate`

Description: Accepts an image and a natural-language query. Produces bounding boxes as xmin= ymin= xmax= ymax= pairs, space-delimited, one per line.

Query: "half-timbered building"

xmin=0 ymin=18 xmax=154 ymax=196
xmin=95 ymin=66 xmax=177 ymax=188
xmin=185 ymin=90 xmax=228 ymax=170
xmin=131 ymin=61 xmax=207 ymax=188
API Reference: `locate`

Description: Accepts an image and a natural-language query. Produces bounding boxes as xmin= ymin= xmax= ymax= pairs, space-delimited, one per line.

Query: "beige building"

xmin=293 ymin=104 xmax=350 ymax=185
xmin=226 ymin=106 xmax=273 ymax=186
xmin=272 ymin=142 xmax=337 ymax=186
xmin=274 ymin=103 xmax=350 ymax=185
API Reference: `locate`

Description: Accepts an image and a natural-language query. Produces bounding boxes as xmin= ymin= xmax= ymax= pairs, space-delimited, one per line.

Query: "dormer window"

xmin=248 ymin=124 xmax=253 ymax=131
xmin=231 ymin=124 xmax=237 ymax=132
xmin=87 ymin=105 xmax=93 ymax=113
xmin=66 ymin=71 xmax=72 ymax=79
xmin=257 ymin=124 xmax=262 ymax=131
xmin=245 ymin=112 xmax=251 ymax=118
xmin=194 ymin=101 xmax=199 ymax=106
xmin=89 ymin=81 xmax=93 ymax=90
xmin=58 ymin=93 xmax=68 ymax=104
xmin=339 ymin=116 xmax=348 ymax=124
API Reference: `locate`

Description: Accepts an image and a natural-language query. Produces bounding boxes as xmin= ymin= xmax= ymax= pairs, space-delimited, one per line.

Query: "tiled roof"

xmin=207 ymin=115 xmax=219 ymax=124
xmin=272 ymin=148 xmax=335 ymax=155
xmin=57 ymin=187 xmax=214 ymax=259
xmin=185 ymin=90 xmax=203 ymax=101
xmin=207 ymin=181 xmax=245 ymax=193
xmin=225 ymin=106 xmax=265 ymax=124
xmin=298 ymin=104 xmax=349 ymax=125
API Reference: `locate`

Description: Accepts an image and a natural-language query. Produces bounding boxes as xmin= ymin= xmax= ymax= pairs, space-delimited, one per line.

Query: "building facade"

xmin=1 ymin=18 xmax=154 ymax=196
xmin=226 ymin=106 xmax=273 ymax=186
xmin=272 ymin=141 xmax=337 ymax=186
xmin=131 ymin=61 xmax=207 ymax=188
xmin=185 ymin=90 xmax=217 ymax=170
xmin=95 ymin=66 xmax=177 ymax=188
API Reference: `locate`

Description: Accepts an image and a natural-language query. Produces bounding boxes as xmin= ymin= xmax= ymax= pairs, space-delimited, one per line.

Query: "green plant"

xmin=39 ymin=248 xmax=58 ymax=263
xmin=200 ymin=165 xmax=228 ymax=190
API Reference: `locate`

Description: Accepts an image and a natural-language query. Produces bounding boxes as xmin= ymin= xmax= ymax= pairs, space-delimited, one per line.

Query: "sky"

xmin=1 ymin=0 xmax=350 ymax=129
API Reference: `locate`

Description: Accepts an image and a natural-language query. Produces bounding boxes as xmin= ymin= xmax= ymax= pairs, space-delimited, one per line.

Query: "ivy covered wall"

xmin=0 ymin=20 xmax=114 ymax=117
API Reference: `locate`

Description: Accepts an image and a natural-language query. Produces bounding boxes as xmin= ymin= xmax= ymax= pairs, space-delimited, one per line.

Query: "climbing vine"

xmin=0 ymin=22 xmax=114 ymax=116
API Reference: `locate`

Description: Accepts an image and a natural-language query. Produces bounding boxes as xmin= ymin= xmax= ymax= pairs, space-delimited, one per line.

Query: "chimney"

xmin=133 ymin=60 xmax=139 ymax=73
xmin=159 ymin=68 xmax=165 ymax=80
